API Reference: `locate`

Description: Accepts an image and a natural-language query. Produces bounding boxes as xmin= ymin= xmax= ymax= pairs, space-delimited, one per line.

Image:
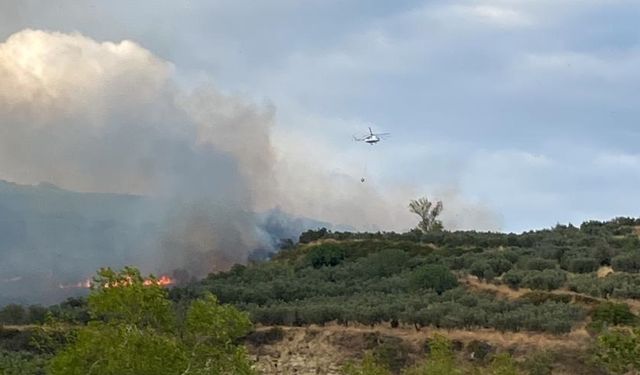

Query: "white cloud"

xmin=444 ymin=4 xmax=533 ymax=27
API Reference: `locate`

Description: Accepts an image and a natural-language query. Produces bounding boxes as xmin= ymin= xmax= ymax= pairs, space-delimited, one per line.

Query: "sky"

xmin=1 ymin=0 xmax=640 ymax=233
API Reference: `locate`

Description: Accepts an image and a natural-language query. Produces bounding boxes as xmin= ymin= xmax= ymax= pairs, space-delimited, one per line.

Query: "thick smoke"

xmin=0 ymin=29 xmax=501 ymax=303
xmin=0 ymin=30 xmax=273 ymax=278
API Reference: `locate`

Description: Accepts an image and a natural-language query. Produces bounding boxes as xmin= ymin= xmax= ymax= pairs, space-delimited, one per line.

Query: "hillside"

xmin=169 ymin=218 xmax=640 ymax=373
xmin=0 ymin=180 xmax=338 ymax=305
xmin=4 ymin=218 xmax=640 ymax=373
xmin=178 ymin=220 xmax=640 ymax=331
xmin=0 ymin=180 xmax=158 ymax=304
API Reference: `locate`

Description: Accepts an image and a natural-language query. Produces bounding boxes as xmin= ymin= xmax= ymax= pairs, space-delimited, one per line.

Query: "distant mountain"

xmin=257 ymin=207 xmax=354 ymax=245
xmin=0 ymin=181 xmax=348 ymax=305
xmin=0 ymin=180 xmax=162 ymax=304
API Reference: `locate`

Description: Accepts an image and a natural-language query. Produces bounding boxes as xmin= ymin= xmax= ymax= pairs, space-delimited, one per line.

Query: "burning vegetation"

xmin=58 ymin=274 xmax=175 ymax=290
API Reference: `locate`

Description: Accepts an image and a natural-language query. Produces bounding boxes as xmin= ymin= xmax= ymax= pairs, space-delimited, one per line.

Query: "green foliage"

xmin=521 ymin=270 xmax=566 ymax=291
xmin=405 ymin=335 xmax=460 ymax=375
xmin=342 ymin=353 xmax=391 ymax=375
xmin=87 ymin=267 xmax=175 ymax=329
xmin=521 ymin=351 xmax=554 ymax=375
xmin=306 ymin=243 xmax=347 ymax=268
xmin=0 ymin=305 xmax=26 ymax=325
xmin=612 ymin=251 xmax=640 ymax=272
xmin=568 ymin=273 xmax=640 ymax=299
xmin=48 ymin=267 xmax=254 ymax=375
xmin=410 ymin=265 xmax=458 ymax=294
xmin=519 ymin=291 xmax=571 ymax=305
xmin=567 ymin=258 xmax=599 ymax=274
xmin=0 ymin=350 xmax=49 ymax=375
xmin=409 ymin=197 xmax=444 ymax=233
xmin=299 ymin=227 xmax=329 ymax=244
xmin=593 ymin=327 xmax=640 ymax=374
xmin=466 ymin=340 xmax=493 ymax=362
xmin=470 ymin=260 xmax=495 ymax=281
xmin=502 ymin=270 xmax=526 ymax=289
xmin=372 ymin=337 xmax=411 ymax=373
xmin=487 ymin=353 xmax=519 ymax=375
xmin=359 ymin=249 xmax=411 ymax=278
xmin=524 ymin=258 xmax=557 ymax=271
xmin=592 ymin=302 xmax=637 ymax=327
xmin=0 ymin=327 xmax=39 ymax=353
xmin=47 ymin=298 xmax=90 ymax=325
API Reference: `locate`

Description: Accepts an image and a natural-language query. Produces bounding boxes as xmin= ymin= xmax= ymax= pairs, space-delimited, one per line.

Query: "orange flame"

xmin=58 ymin=275 xmax=174 ymax=289
xmin=142 ymin=275 xmax=174 ymax=287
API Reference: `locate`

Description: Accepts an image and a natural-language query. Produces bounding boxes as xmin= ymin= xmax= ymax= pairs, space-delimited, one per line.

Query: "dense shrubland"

xmin=3 ymin=217 xmax=640 ymax=373
xmin=165 ymin=218 xmax=640 ymax=333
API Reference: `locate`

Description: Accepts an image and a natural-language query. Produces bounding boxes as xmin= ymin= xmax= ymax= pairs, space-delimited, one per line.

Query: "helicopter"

xmin=353 ymin=127 xmax=390 ymax=145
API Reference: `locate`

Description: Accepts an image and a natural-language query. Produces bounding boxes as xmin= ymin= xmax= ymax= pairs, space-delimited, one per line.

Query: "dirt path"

xmin=462 ymin=275 xmax=640 ymax=314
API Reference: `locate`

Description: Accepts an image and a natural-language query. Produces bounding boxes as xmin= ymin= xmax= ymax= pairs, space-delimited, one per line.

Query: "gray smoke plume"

xmin=0 ymin=29 xmax=501 ymax=304
xmin=0 ymin=30 xmax=276 ymax=300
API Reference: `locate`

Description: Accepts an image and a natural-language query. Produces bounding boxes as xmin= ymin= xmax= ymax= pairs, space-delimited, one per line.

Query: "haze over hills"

xmin=0 ymin=180 xmax=345 ymax=305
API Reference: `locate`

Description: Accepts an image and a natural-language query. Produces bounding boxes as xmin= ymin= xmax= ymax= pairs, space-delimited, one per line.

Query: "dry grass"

xmin=250 ymin=324 xmax=595 ymax=375
xmin=463 ymin=275 xmax=640 ymax=314
xmin=462 ymin=275 xmax=526 ymax=299
xmin=596 ymin=266 xmax=614 ymax=278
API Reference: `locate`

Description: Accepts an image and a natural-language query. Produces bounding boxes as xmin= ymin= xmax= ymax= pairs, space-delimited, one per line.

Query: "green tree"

xmin=405 ymin=334 xmax=461 ymax=375
xmin=48 ymin=266 xmax=254 ymax=375
xmin=592 ymin=302 xmax=637 ymax=327
xmin=487 ymin=353 xmax=519 ymax=375
xmin=409 ymin=197 xmax=444 ymax=233
xmin=567 ymin=258 xmax=598 ymax=274
xmin=612 ymin=252 xmax=640 ymax=272
xmin=0 ymin=350 xmax=49 ymax=375
xmin=342 ymin=353 xmax=391 ymax=375
xmin=410 ymin=265 xmax=458 ymax=295
xmin=306 ymin=244 xmax=347 ymax=268
xmin=593 ymin=327 xmax=640 ymax=374
xmin=522 ymin=351 xmax=554 ymax=375
xmin=0 ymin=304 xmax=26 ymax=325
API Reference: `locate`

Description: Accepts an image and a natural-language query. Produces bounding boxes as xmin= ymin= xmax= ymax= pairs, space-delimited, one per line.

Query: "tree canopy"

xmin=48 ymin=267 xmax=254 ymax=375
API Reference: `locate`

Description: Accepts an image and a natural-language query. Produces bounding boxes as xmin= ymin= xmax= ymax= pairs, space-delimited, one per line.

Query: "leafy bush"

xmin=372 ymin=337 xmax=411 ymax=373
xmin=342 ymin=353 xmax=391 ymax=375
xmin=0 ymin=305 xmax=26 ymax=325
xmin=522 ymin=351 xmax=555 ymax=375
xmin=48 ymin=267 xmax=255 ymax=375
xmin=521 ymin=269 xmax=566 ymax=291
xmin=405 ymin=335 xmax=461 ymax=375
xmin=502 ymin=270 xmax=527 ymax=289
xmin=487 ymin=353 xmax=519 ymax=375
xmin=306 ymin=243 xmax=347 ymax=268
xmin=299 ymin=228 xmax=328 ymax=244
xmin=593 ymin=327 xmax=640 ymax=374
xmin=524 ymin=258 xmax=557 ymax=271
xmin=567 ymin=258 xmax=599 ymax=274
xmin=612 ymin=252 xmax=640 ymax=272
xmin=466 ymin=340 xmax=494 ymax=362
xmin=0 ymin=350 xmax=49 ymax=375
xmin=358 ymin=249 xmax=410 ymax=278
xmin=592 ymin=302 xmax=637 ymax=327
xmin=470 ymin=260 xmax=495 ymax=281
xmin=0 ymin=328 xmax=36 ymax=353
xmin=410 ymin=265 xmax=458 ymax=294
xmin=519 ymin=291 xmax=571 ymax=305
